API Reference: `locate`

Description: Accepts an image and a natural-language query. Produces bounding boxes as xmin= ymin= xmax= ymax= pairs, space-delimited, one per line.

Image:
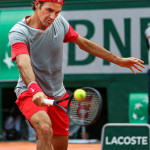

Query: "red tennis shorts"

xmin=16 ymin=90 xmax=69 ymax=136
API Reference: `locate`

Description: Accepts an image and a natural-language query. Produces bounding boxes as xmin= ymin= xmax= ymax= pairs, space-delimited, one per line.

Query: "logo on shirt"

xmin=31 ymin=88 xmax=35 ymax=93
xmin=54 ymin=35 xmax=58 ymax=38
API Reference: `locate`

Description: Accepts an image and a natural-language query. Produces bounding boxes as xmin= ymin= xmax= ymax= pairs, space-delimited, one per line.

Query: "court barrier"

xmin=100 ymin=123 xmax=150 ymax=150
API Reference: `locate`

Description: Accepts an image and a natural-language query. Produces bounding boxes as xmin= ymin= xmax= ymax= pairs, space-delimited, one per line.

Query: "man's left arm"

xmin=73 ymin=35 xmax=145 ymax=74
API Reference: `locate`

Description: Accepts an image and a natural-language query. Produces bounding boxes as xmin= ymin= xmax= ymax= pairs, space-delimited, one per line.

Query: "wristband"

xmin=28 ymin=81 xmax=43 ymax=96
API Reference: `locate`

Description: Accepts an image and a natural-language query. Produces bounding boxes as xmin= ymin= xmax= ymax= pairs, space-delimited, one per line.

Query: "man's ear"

xmin=35 ymin=0 xmax=40 ymax=9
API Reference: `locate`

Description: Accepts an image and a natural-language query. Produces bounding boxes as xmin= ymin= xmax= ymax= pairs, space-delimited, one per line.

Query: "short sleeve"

xmin=58 ymin=15 xmax=79 ymax=43
xmin=63 ymin=25 xmax=79 ymax=43
xmin=9 ymin=30 xmax=28 ymax=46
xmin=9 ymin=25 xmax=29 ymax=61
xmin=11 ymin=42 xmax=29 ymax=61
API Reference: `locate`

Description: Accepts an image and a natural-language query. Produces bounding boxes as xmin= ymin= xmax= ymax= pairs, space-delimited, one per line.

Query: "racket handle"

xmin=44 ymin=99 xmax=55 ymax=105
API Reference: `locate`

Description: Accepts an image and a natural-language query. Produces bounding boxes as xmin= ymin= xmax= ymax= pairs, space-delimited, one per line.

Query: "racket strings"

xmin=69 ymin=89 xmax=101 ymax=125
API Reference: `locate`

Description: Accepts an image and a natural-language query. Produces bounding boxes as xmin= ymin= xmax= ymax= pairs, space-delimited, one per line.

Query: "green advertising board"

xmin=101 ymin=123 xmax=150 ymax=150
xmin=0 ymin=9 xmax=33 ymax=80
xmin=129 ymin=93 xmax=148 ymax=123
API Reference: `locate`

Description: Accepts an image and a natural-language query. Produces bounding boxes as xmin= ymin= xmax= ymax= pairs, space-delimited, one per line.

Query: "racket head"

xmin=67 ymin=87 xmax=102 ymax=126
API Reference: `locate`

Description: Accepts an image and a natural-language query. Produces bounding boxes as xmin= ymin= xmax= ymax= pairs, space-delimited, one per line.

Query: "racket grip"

xmin=44 ymin=99 xmax=55 ymax=105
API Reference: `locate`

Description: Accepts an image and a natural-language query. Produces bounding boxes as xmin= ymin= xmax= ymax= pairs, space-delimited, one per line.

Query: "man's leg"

xmin=29 ymin=110 xmax=54 ymax=150
xmin=52 ymin=134 xmax=68 ymax=150
xmin=47 ymin=92 xmax=70 ymax=150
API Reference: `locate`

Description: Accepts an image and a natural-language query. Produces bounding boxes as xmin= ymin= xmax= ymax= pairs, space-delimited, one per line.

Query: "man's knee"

xmin=41 ymin=123 xmax=53 ymax=135
xmin=36 ymin=122 xmax=53 ymax=143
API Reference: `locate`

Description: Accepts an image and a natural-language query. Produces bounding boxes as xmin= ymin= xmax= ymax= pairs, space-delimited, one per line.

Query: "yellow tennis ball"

xmin=74 ymin=89 xmax=86 ymax=101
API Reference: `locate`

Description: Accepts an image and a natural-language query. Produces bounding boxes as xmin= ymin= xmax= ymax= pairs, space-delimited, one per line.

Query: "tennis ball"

xmin=74 ymin=89 xmax=86 ymax=101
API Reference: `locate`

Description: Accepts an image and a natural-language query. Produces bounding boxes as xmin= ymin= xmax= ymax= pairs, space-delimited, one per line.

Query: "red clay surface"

xmin=0 ymin=142 xmax=101 ymax=150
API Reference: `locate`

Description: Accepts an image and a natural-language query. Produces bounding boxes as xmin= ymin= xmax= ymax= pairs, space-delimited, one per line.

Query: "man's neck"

xmin=26 ymin=14 xmax=47 ymax=30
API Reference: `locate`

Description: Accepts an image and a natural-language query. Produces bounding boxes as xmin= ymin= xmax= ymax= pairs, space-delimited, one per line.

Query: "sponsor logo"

xmin=105 ymin=136 xmax=148 ymax=145
xmin=31 ymin=88 xmax=35 ymax=93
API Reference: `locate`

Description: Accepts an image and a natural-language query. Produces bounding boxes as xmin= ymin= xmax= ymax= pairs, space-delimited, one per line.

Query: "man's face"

xmin=35 ymin=2 xmax=62 ymax=28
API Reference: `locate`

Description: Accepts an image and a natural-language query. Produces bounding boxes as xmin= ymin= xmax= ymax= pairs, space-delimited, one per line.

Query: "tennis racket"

xmin=44 ymin=87 xmax=102 ymax=126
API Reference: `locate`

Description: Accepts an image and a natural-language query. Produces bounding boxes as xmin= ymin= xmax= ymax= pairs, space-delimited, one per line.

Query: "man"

xmin=9 ymin=0 xmax=145 ymax=150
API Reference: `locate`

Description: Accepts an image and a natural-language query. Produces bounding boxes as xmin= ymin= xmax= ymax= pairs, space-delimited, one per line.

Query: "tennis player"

xmin=9 ymin=0 xmax=145 ymax=150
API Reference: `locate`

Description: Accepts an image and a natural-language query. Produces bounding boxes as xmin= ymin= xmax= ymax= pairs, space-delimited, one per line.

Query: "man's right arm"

xmin=16 ymin=54 xmax=35 ymax=85
xmin=9 ymin=29 xmax=47 ymax=106
xmin=16 ymin=54 xmax=47 ymax=106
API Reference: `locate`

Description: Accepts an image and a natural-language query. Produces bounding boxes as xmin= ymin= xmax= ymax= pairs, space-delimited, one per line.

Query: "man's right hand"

xmin=32 ymin=92 xmax=47 ymax=106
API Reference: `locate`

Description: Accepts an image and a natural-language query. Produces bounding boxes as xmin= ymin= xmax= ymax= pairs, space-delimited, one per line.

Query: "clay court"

xmin=0 ymin=142 xmax=101 ymax=150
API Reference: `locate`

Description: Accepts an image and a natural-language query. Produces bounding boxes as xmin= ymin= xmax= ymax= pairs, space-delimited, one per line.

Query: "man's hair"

xmin=32 ymin=0 xmax=44 ymax=11
xmin=32 ymin=0 xmax=65 ymax=10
